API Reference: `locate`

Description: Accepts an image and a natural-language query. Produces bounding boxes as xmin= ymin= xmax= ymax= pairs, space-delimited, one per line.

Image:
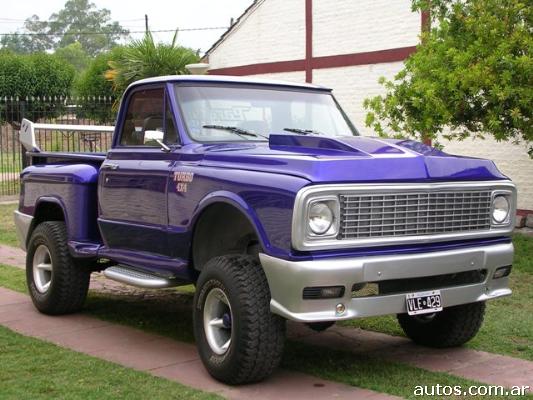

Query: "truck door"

xmin=98 ymin=86 xmax=178 ymax=256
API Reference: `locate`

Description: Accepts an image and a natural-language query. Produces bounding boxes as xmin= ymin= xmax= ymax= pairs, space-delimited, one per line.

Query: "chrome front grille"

xmin=339 ymin=191 xmax=492 ymax=240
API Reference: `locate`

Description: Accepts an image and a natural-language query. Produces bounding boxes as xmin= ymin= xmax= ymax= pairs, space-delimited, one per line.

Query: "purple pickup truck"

xmin=15 ymin=75 xmax=516 ymax=384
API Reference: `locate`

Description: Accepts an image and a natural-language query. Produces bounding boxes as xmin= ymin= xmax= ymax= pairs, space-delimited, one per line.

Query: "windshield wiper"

xmin=283 ymin=128 xmax=324 ymax=135
xmin=202 ymin=124 xmax=268 ymax=139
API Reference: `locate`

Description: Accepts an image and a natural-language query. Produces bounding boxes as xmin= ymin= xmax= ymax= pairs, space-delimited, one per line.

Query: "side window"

xmin=120 ymin=88 xmax=164 ymax=146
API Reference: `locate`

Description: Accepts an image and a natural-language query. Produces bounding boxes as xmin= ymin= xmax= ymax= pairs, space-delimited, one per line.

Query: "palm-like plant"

xmin=105 ymin=30 xmax=200 ymax=95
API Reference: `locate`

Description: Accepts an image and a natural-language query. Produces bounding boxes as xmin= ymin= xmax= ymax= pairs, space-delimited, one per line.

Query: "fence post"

xmin=19 ymin=100 xmax=28 ymax=169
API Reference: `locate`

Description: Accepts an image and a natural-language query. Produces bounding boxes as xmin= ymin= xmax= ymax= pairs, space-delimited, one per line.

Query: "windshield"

xmin=174 ymin=84 xmax=359 ymax=142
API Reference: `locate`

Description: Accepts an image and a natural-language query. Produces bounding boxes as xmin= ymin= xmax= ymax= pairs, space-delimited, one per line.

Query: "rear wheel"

xmin=397 ymin=302 xmax=486 ymax=347
xmin=26 ymin=221 xmax=90 ymax=315
xmin=193 ymin=255 xmax=286 ymax=384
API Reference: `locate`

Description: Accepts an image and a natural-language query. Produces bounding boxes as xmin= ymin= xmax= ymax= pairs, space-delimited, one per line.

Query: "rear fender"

xmin=27 ymin=196 xmax=68 ymax=245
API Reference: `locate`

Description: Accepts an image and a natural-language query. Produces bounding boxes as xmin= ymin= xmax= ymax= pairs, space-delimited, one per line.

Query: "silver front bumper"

xmin=259 ymin=242 xmax=513 ymax=322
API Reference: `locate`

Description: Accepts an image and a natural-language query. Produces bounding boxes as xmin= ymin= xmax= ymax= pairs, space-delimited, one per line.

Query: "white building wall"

xmin=252 ymin=71 xmax=306 ymax=83
xmin=208 ymin=0 xmax=305 ymax=68
xmin=312 ymin=62 xmax=405 ymax=136
xmin=313 ymin=0 xmax=421 ymax=57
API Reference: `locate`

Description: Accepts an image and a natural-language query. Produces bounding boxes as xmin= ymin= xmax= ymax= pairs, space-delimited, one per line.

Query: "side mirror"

xmin=144 ymin=130 xmax=171 ymax=152
xmin=144 ymin=130 xmax=164 ymax=144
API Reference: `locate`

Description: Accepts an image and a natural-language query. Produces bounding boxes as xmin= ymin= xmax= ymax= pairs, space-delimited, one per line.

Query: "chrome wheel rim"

xmin=203 ymin=287 xmax=233 ymax=355
xmin=33 ymin=245 xmax=53 ymax=293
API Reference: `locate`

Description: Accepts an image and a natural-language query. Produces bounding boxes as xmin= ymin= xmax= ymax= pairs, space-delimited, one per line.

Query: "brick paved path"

xmin=0 ymin=245 xmax=25 ymax=267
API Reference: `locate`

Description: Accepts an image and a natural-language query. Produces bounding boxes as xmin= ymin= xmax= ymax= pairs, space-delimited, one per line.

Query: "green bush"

xmin=0 ymin=52 xmax=75 ymax=125
xmin=28 ymin=53 xmax=75 ymax=97
xmin=0 ymin=52 xmax=35 ymax=98
xmin=364 ymin=0 xmax=532 ymax=157
xmin=74 ymin=47 xmax=124 ymax=123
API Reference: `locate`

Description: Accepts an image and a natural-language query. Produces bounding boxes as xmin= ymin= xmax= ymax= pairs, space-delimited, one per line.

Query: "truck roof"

xmin=128 ymin=74 xmax=331 ymax=92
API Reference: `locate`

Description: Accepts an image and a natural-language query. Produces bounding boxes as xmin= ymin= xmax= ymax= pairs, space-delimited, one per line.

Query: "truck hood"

xmin=193 ymin=134 xmax=507 ymax=183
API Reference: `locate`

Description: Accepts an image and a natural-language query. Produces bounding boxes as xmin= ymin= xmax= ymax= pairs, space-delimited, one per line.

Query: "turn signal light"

xmin=493 ymin=265 xmax=512 ymax=279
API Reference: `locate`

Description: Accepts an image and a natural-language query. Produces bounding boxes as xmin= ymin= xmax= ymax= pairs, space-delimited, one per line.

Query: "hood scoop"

xmin=269 ymin=133 xmax=365 ymax=155
xmin=268 ymin=133 xmax=407 ymax=157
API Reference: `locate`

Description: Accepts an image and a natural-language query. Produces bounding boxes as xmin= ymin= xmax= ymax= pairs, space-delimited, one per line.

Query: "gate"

xmin=0 ymin=96 xmax=115 ymax=196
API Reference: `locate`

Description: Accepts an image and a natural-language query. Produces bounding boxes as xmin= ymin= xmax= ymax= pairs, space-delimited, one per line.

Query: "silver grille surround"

xmin=292 ymin=181 xmax=516 ymax=251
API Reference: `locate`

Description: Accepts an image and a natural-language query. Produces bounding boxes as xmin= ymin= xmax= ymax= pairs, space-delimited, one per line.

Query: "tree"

xmin=105 ymin=31 xmax=200 ymax=95
xmin=55 ymin=42 xmax=90 ymax=73
xmin=0 ymin=0 xmax=127 ymax=56
xmin=0 ymin=15 xmax=54 ymax=54
xmin=364 ymin=0 xmax=532 ymax=157
xmin=48 ymin=0 xmax=127 ymax=56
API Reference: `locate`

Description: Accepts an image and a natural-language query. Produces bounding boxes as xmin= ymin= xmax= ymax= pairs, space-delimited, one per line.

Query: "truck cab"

xmin=15 ymin=75 xmax=516 ymax=384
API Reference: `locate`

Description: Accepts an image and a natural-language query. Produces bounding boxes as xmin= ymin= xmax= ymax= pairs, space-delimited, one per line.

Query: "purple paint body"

xmin=19 ymin=76 xmax=511 ymax=281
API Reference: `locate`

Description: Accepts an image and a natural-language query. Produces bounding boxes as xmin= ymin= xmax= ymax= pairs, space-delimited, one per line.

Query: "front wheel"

xmin=26 ymin=221 xmax=90 ymax=315
xmin=193 ymin=255 xmax=286 ymax=385
xmin=397 ymin=301 xmax=486 ymax=348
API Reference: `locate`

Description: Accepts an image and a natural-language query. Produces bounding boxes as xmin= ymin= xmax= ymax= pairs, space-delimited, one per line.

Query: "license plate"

xmin=406 ymin=290 xmax=443 ymax=316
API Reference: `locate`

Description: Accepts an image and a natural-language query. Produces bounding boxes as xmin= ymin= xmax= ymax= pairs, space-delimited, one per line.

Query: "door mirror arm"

xmin=156 ymin=139 xmax=171 ymax=153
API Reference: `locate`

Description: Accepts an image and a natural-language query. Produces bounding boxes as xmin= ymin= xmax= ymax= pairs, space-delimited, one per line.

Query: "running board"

xmin=103 ymin=265 xmax=179 ymax=289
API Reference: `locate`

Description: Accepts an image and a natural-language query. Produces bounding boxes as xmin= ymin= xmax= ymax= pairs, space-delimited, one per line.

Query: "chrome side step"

xmin=103 ymin=265 xmax=179 ymax=289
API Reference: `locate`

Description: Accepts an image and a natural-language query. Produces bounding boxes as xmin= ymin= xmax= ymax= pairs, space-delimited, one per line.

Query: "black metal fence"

xmin=0 ymin=96 xmax=115 ymax=196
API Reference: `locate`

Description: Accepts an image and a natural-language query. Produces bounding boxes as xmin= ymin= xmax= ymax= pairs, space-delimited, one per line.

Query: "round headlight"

xmin=308 ymin=202 xmax=334 ymax=234
xmin=492 ymin=195 xmax=510 ymax=223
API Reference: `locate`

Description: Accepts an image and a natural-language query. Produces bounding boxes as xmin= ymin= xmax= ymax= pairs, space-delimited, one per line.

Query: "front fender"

xmin=191 ymin=190 xmax=272 ymax=253
xmin=167 ymin=165 xmax=309 ymax=260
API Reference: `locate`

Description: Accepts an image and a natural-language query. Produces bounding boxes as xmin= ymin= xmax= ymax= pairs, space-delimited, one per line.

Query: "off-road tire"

xmin=193 ymin=255 xmax=286 ymax=385
xmin=397 ymin=301 xmax=486 ymax=348
xmin=26 ymin=221 xmax=90 ymax=315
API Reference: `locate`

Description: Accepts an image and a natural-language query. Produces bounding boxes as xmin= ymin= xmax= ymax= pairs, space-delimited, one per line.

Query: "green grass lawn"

xmin=0 ymin=203 xmax=18 ymax=247
xmin=0 ymin=326 xmax=221 ymax=400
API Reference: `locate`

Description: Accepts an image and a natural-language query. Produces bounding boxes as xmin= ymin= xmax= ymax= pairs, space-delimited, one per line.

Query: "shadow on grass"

xmin=85 ymin=290 xmax=195 ymax=343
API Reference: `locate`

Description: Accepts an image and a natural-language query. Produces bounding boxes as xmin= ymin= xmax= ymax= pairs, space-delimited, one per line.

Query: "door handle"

xmin=101 ymin=162 xmax=119 ymax=170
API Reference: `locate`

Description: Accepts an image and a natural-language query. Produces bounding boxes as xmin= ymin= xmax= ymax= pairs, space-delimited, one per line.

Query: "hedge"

xmin=0 ymin=51 xmax=75 ymax=125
